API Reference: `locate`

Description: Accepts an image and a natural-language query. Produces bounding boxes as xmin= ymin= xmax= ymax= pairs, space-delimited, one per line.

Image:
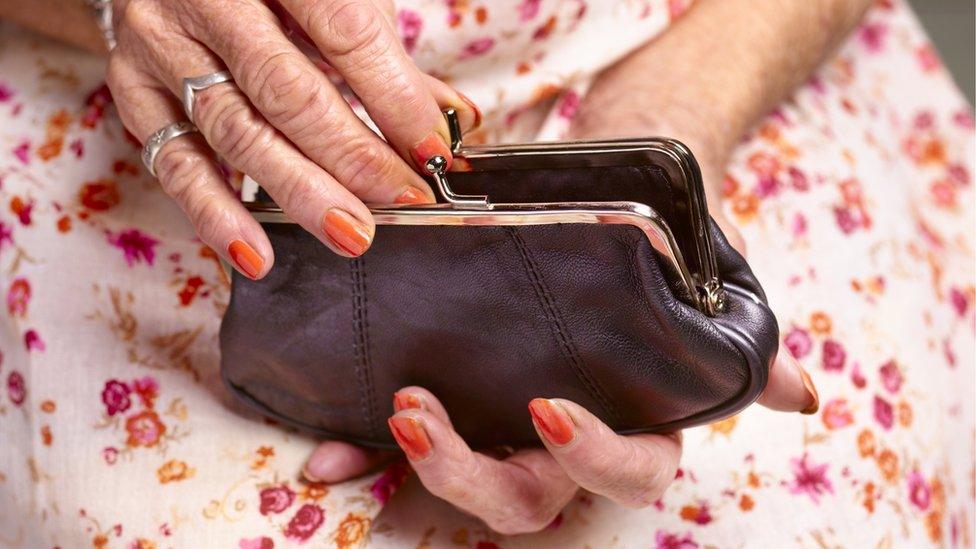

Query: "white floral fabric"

xmin=1 ymin=1 xmax=973 ymax=548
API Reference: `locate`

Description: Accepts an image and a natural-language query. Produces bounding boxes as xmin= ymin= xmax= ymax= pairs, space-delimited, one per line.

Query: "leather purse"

xmin=219 ymin=110 xmax=779 ymax=449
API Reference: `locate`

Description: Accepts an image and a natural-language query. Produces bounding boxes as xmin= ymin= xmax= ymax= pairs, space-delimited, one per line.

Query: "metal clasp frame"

xmin=245 ymin=110 xmax=726 ymax=316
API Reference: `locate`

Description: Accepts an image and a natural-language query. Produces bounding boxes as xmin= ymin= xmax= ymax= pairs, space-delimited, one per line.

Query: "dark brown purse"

xmin=219 ymin=110 xmax=778 ymax=449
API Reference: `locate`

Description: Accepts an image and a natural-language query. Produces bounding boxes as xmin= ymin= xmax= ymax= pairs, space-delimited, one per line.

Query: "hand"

xmin=106 ymin=0 xmax=480 ymax=278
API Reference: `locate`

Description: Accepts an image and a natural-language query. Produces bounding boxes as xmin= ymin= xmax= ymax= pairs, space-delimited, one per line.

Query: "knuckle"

xmin=250 ymin=51 xmax=320 ymax=127
xmin=486 ymin=496 xmax=560 ymax=535
xmin=202 ymin=94 xmax=273 ymax=167
xmin=331 ymin=139 xmax=399 ymax=195
xmin=269 ymin=171 xmax=320 ymax=215
xmin=314 ymin=0 xmax=384 ymax=57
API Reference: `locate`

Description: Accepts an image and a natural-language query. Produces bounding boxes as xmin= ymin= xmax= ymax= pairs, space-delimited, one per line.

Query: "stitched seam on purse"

xmin=506 ymin=228 xmax=622 ymax=423
xmin=351 ymin=257 xmax=378 ymax=437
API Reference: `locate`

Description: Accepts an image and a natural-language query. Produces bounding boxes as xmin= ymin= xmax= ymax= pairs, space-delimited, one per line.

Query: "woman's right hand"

xmin=106 ymin=0 xmax=480 ymax=278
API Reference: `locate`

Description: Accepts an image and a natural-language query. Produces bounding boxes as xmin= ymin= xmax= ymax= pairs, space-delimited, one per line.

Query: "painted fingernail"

xmin=456 ymin=91 xmax=482 ymax=130
xmin=322 ymin=209 xmax=372 ymax=256
xmin=228 ymin=240 xmax=263 ymax=279
xmin=393 ymin=391 xmax=424 ymax=412
xmin=799 ymin=367 xmax=820 ymax=415
xmin=388 ymin=416 xmax=432 ymax=461
xmin=528 ymin=398 xmax=576 ymax=446
xmin=409 ymin=132 xmax=453 ymax=174
xmin=394 ymin=187 xmax=431 ymax=205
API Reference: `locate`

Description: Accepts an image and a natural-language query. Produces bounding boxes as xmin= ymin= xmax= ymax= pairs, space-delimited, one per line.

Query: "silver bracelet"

xmin=84 ymin=0 xmax=117 ymax=51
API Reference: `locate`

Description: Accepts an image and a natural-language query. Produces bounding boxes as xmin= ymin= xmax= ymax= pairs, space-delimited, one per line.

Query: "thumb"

xmin=757 ymin=349 xmax=819 ymax=414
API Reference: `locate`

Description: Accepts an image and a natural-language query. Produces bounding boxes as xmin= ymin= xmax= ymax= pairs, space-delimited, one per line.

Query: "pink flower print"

xmin=907 ymin=470 xmax=931 ymax=511
xmin=821 ymin=398 xmax=853 ymax=430
xmin=6 ymin=278 xmax=30 ymax=317
xmin=788 ymin=453 xmax=833 ymax=503
xmin=857 ymin=22 xmax=888 ymax=53
xmin=791 ymin=212 xmax=808 ymax=238
xmin=13 ymin=140 xmax=29 ymax=165
xmin=916 ymin=44 xmax=941 ymax=72
xmin=7 ymin=370 xmax=26 ymax=406
xmin=851 ymin=362 xmax=867 ymax=389
xmin=655 ymin=530 xmax=698 ymax=549
xmin=370 ymin=462 xmax=410 ymax=504
xmin=878 ymin=360 xmax=903 ymax=394
xmin=821 ymin=339 xmax=846 ymax=372
xmin=556 ymin=90 xmax=580 ymax=120
xmin=103 ymin=446 xmax=119 ymax=465
xmin=108 ymin=229 xmax=159 ymax=266
xmin=952 ymin=109 xmax=975 ymax=129
xmin=133 ymin=376 xmax=159 ymax=408
xmin=101 ymin=379 xmax=132 ymax=416
xmin=873 ymin=395 xmax=894 ymax=430
xmin=396 ymin=9 xmax=423 ymax=54
xmin=949 ymin=287 xmax=969 ymax=316
xmin=788 ymin=166 xmax=810 ymax=191
xmin=784 ymin=326 xmax=812 ymax=359
xmin=0 ymin=83 xmax=13 ymax=102
xmin=259 ymin=484 xmax=296 ymax=515
xmin=458 ymin=37 xmax=495 ymax=60
xmin=0 ymin=221 xmax=12 ymax=251
xmin=24 ymin=329 xmax=44 ymax=352
xmin=284 ymin=504 xmax=325 ymax=542
xmin=519 ymin=0 xmax=541 ymax=21
xmin=238 ymin=537 xmax=274 ymax=549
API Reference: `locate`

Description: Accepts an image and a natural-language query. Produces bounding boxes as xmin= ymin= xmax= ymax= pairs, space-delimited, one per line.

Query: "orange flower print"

xmin=857 ymin=429 xmax=876 ymax=458
xmin=334 ymin=513 xmax=371 ymax=548
xmin=78 ymin=180 xmax=121 ymax=211
xmin=821 ymin=398 xmax=854 ymax=430
xmin=157 ymin=459 xmax=195 ymax=484
xmin=876 ymin=448 xmax=899 ymax=482
xmin=809 ymin=311 xmax=832 ymax=335
xmin=125 ymin=410 xmax=166 ymax=448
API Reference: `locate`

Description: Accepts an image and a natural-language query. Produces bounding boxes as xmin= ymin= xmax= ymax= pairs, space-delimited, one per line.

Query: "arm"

xmin=0 ymin=0 xmax=106 ymax=53
xmin=572 ymin=0 xmax=874 ymax=206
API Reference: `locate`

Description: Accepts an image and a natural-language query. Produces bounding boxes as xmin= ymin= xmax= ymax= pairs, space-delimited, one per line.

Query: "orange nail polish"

xmin=322 ymin=209 xmax=372 ymax=256
xmin=456 ymin=91 xmax=482 ymax=130
xmin=393 ymin=391 xmax=424 ymax=412
xmin=528 ymin=399 xmax=575 ymax=446
xmin=228 ymin=240 xmax=263 ymax=279
xmin=799 ymin=367 xmax=820 ymax=415
xmin=394 ymin=187 xmax=431 ymax=205
xmin=410 ymin=132 xmax=453 ymax=174
xmin=388 ymin=416 xmax=432 ymax=460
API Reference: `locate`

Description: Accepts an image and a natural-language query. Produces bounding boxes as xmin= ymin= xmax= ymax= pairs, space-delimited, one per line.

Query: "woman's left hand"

xmin=304 ymin=347 xmax=815 ymax=534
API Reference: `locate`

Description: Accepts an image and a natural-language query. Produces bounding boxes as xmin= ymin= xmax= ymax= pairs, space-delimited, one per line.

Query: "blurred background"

xmin=909 ymin=0 xmax=975 ymax=104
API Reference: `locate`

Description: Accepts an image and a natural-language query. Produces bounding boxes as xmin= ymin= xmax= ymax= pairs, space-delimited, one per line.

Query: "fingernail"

xmin=302 ymin=455 xmax=333 ymax=483
xmin=410 ymin=132 xmax=453 ymax=174
xmin=388 ymin=416 xmax=432 ymax=461
xmin=799 ymin=367 xmax=820 ymax=415
xmin=528 ymin=398 xmax=576 ymax=446
xmin=394 ymin=187 xmax=431 ymax=205
xmin=228 ymin=240 xmax=263 ymax=279
xmin=322 ymin=209 xmax=372 ymax=256
xmin=393 ymin=391 xmax=424 ymax=412
xmin=456 ymin=91 xmax=483 ymax=130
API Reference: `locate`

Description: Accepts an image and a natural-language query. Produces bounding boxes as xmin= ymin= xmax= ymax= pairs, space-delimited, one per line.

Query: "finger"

xmin=106 ymin=57 xmax=273 ymax=279
xmin=303 ymin=440 xmax=393 ymax=483
xmin=277 ymin=0 xmax=453 ymax=173
xmin=140 ymin=41 xmax=378 ymax=257
xmin=528 ymin=398 xmax=682 ymax=508
xmin=757 ymin=348 xmax=819 ymax=414
xmin=422 ymin=75 xmax=482 ymax=134
xmin=182 ymin=1 xmax=434 ymax=204
xmin=387 ymin=405 xmax=577 ymax=534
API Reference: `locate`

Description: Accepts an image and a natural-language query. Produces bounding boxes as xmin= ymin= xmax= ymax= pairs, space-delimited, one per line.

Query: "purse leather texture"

xmin=220 ymin=164 xmax=779 ymax=449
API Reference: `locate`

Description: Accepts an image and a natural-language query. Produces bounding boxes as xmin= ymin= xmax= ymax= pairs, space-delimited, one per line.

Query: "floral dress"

xmin=1 ymin=0 xmax=973 ymax=547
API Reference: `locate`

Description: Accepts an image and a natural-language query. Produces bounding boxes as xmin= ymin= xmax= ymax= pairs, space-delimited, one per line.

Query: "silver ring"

xmin=182 ymin=70 xmax=234 ymax=119
xmin=141 ymin=121 xmax=199 ymax=177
